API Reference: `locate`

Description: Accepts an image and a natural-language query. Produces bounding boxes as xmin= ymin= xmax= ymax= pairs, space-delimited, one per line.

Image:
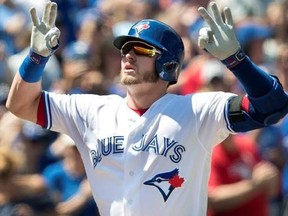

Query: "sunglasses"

xmin=121 ymin=41 xmax=161 ymax=57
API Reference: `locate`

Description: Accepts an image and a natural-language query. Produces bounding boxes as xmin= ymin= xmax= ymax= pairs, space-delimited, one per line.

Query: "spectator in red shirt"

xmin=207 ymin=133 xmax=279 ymax=216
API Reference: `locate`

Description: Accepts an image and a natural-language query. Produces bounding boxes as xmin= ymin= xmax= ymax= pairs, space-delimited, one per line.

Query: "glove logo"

xmin=144 ymin=168 xmax=184 ymax=202
xmin=133 ymin=23 xmax=150 ymax=35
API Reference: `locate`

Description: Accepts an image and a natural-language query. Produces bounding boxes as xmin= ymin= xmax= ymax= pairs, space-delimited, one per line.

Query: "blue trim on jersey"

xmin=44 ymin=91 xmax=52 ymax=130
xmin=225 ymin=97 xmax=236 ymax=133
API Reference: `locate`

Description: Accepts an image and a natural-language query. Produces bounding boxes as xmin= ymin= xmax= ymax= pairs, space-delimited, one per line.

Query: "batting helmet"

xmin=113 ymin=19 xmax=184 ymax=84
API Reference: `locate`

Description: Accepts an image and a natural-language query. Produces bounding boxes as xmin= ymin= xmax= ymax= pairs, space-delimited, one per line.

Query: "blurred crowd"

xmin=0 ymin=0 xmax=288 ymax=215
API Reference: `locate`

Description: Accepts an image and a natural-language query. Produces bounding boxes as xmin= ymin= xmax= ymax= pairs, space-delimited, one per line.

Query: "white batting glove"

xmin=30 ymin=1 xmax=60 ymax=57
xmin=197 ymin=2 xmax=240 ymax=60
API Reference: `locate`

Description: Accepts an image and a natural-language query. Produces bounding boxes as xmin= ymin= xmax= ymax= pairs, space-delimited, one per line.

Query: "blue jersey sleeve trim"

xmin=43 ymin=91 xmax=52 ymax=130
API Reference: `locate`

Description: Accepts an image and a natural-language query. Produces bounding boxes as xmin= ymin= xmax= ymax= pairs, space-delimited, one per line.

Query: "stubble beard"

xmin=120 ymin=70 xmax=159 ymax=85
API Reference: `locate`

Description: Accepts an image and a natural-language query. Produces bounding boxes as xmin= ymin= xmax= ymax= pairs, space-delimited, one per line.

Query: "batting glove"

xmin=29 ymin=1 xmax=60 ymax=57
xmin=197 ymin=2 xmax=240 ymax=60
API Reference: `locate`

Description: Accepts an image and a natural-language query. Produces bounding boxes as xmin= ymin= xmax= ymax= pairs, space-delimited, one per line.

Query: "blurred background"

xmin=0 ymin=0 xmax=288 ymax=215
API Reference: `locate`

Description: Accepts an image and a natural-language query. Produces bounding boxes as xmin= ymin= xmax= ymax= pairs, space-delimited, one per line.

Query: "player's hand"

xmin=197 ymin=2 xmax=240 ymax=60
xmin=29 ymin=1 xmax=60 ymax=57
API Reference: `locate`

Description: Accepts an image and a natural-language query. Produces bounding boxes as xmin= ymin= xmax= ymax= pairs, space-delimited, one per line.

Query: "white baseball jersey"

xmin=40 ymin=91 xmax=235 ymax=216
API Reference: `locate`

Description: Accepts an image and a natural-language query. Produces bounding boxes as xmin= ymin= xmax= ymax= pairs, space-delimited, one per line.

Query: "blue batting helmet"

xmin=113 ymin=19 xmax=184 ymax=84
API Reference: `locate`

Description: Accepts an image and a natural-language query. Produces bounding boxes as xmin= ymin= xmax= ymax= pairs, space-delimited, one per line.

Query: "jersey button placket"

xmin=123 ymin=143 xmax=141 ymax=215
xmin=124 ymin=117 xmax=145 ymax=215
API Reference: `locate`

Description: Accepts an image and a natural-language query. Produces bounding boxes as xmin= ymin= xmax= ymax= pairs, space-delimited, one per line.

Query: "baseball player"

xmin=6 ymin=1 xmax=288 ymax=216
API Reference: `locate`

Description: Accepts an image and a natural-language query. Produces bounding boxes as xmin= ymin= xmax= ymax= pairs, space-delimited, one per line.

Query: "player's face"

xmin=120 ymin=41 xmax=161 ymax=85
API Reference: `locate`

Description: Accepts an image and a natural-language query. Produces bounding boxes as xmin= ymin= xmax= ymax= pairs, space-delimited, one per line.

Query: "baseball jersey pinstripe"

xmin=41 ymin=91 xmax=235 ymax=216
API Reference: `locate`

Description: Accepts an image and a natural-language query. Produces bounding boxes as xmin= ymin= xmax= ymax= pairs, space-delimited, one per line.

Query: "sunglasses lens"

xmin=133 ymin=46 xmax=156 ymax=57
xmin=121 ymin=42 xmax=160 ymax=57
xmin=121 ymin=43 xmax=134 ymax=55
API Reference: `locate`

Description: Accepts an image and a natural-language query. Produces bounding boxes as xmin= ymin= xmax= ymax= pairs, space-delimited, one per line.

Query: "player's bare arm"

xmin=6 ymin=1 xmax=60 ymax=122
xmin=6 ymin=73 xmax=42 ymax=122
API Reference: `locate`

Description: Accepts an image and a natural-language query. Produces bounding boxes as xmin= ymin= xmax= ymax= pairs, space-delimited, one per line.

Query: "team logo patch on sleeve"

xmin=144 ymin=168 xmax=184 ymax=202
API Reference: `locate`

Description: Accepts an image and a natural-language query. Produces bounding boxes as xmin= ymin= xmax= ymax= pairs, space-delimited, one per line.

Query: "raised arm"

xmin=198 ymin=2 xmax=288 ymax=132
xmin=6 ymin=1 xmax=60 ymax=122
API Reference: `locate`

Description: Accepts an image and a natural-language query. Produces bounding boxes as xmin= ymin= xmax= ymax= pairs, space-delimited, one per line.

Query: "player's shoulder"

xmin=47 ymin=92 xmax=124 ymax=104
xmin=75 ymin=94 xmax=126 ymax=110
xmin=165 ymin=91 xmax=234 ymax=101
xmin=190 ymin=91 xmax=236 ymax=103
xmin=163 ymin=92 xmax=235 ymax=113
xmin=45 ymin=92 xmax=125 ymax=115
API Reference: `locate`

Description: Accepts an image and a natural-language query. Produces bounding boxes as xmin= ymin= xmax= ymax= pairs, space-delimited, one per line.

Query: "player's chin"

xmin=120 ymin=76 xmax=141 ymax=85
xmin=120 ymin=71 xmax=160 ymax=85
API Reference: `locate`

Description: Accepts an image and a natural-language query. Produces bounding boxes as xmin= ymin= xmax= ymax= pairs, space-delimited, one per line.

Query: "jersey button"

xmin=129 ymin=171 xmax=134 ymax=176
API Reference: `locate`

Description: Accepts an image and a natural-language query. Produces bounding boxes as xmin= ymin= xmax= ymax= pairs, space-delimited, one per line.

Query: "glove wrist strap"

xmin=46 ymin=39 xmax=60 ymax=56
xmin=221 ymin=49 xmax=246 ymax=69
xmin=19 ymin=50 xmax=49 ymax=83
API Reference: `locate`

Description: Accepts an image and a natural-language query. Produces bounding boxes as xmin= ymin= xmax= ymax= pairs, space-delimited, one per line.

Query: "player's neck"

xmin=126 ymin=82 xmax=167 ymax=110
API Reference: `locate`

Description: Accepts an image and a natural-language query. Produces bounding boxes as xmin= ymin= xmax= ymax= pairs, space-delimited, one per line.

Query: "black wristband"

xmin=221 ymin=49 xmax=246 ymax=69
